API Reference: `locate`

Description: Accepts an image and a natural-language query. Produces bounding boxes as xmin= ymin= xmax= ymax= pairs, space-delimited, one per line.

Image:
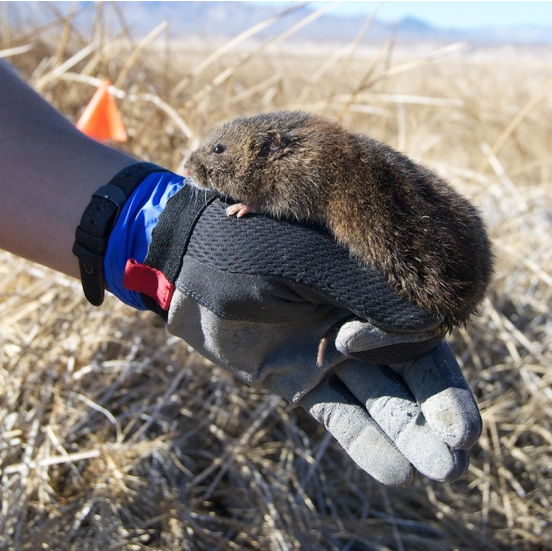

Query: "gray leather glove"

xmin=126 ymin=183 xmax=482 ymax=486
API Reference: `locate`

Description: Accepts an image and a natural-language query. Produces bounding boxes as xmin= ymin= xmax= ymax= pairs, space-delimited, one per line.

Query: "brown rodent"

xmin=183 ymin=110 xmax=493 ymax=330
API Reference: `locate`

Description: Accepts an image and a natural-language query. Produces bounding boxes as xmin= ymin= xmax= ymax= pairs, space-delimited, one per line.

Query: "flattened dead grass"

xmin=1 ymin=3 xmax=551 ymax=550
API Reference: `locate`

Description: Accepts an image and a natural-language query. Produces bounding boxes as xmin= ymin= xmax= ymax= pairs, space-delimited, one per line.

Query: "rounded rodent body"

xmin=184 ymin=110 xmax=494 ymax=329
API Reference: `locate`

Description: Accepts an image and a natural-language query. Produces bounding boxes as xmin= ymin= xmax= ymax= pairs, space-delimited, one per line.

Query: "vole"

xmin=183 ymin=110 xmax=493 ymax=330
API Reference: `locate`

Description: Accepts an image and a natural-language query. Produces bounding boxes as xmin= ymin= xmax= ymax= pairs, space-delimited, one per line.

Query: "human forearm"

xmin=0 ymin=62 xmax=136 ymax=278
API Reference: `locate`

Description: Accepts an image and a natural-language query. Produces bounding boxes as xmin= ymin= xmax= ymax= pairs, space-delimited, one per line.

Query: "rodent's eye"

xmin=258 ymin=141 xmax=271 ymax=157
xmin=212 ymin=144 xmax=226 ymax=154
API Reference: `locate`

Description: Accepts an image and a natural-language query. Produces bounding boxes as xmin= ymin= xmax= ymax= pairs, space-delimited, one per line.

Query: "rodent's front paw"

xmin=226 ymin=203 xmax=256 ymax=218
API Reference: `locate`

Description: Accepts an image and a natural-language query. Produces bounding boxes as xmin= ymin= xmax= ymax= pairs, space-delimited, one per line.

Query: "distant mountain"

xmin=59 ymin=2 xmax=552 ymax=46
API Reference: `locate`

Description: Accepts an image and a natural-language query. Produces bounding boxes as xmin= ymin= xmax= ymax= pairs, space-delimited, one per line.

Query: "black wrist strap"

xmin=72 ymin=162 xmax=169 ymax=306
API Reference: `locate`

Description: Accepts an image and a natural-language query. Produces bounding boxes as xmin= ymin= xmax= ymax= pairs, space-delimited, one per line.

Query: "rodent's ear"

xmin=257 ymin=129 xmax=290 ymax=160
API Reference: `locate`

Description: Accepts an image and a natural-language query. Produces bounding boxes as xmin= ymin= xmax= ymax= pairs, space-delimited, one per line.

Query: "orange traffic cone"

xmin=76 ymin=81 xmax=127 ymax=142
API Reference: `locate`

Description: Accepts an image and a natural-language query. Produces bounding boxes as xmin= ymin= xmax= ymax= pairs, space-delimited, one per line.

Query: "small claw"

xmin=226 ymin=203 xmax=255 ymax=218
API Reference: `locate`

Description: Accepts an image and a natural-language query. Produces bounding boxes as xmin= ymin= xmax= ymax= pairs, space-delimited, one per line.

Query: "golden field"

xmin=1 ymin=3 xmax=551 ymax=550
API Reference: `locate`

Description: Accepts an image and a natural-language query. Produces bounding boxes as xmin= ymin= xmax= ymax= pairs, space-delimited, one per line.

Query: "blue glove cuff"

xmin=104 ymin=171 xmax=185 ymax=309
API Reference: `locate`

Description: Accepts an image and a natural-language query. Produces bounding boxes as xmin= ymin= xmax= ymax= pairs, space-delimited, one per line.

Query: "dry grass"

xmin=1 ymin=3 xmax=551 ymax=550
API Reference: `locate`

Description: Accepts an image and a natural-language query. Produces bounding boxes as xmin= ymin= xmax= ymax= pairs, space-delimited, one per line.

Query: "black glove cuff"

xmin=140 ymin=184 xmax=217 ymax=318
xmin=72 ymin=162 xmax=169 ymax=306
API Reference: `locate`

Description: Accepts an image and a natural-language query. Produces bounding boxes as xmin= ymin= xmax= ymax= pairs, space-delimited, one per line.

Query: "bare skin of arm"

xmin=0 ymin=62 xmax=136 ymax=278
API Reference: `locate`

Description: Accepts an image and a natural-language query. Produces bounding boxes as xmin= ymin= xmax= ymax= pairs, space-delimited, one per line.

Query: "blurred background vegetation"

xmin=0 ymin=2 xmax=551 ymax=550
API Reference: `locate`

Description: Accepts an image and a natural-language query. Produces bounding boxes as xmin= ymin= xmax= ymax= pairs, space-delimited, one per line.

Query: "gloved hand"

xmin=300 ymin=342 xmax=481 ymax=485
xmin=75 ymin=163 xmax=482 ymax=486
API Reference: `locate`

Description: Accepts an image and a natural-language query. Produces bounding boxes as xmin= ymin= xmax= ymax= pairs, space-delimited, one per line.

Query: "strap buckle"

xmin=73 ymin=162 xmax=168 ymax=306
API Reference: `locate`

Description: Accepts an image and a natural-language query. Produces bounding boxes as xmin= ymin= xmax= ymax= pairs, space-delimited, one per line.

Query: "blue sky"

xmin=287 ymin=1 xmax=552 ymax=29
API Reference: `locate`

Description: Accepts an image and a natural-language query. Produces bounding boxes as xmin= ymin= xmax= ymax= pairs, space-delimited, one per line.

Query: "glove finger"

xmin=391 ymin=342 xmax=482 ymax=450
xmin=337 ymin=360 xmax=469 ymax=482
xmin=299 ymin=376 xmax=414 ymax=487
xmin=334 ymin=319 xmax=443 ymax=363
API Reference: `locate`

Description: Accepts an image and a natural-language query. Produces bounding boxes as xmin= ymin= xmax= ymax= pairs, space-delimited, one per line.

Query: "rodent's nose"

xmin=182 ymin=161 xmax=191 ymax=177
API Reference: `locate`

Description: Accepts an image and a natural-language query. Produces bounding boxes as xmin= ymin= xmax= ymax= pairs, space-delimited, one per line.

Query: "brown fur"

xmin=184 ymin=110 xmax=494 ymax=329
